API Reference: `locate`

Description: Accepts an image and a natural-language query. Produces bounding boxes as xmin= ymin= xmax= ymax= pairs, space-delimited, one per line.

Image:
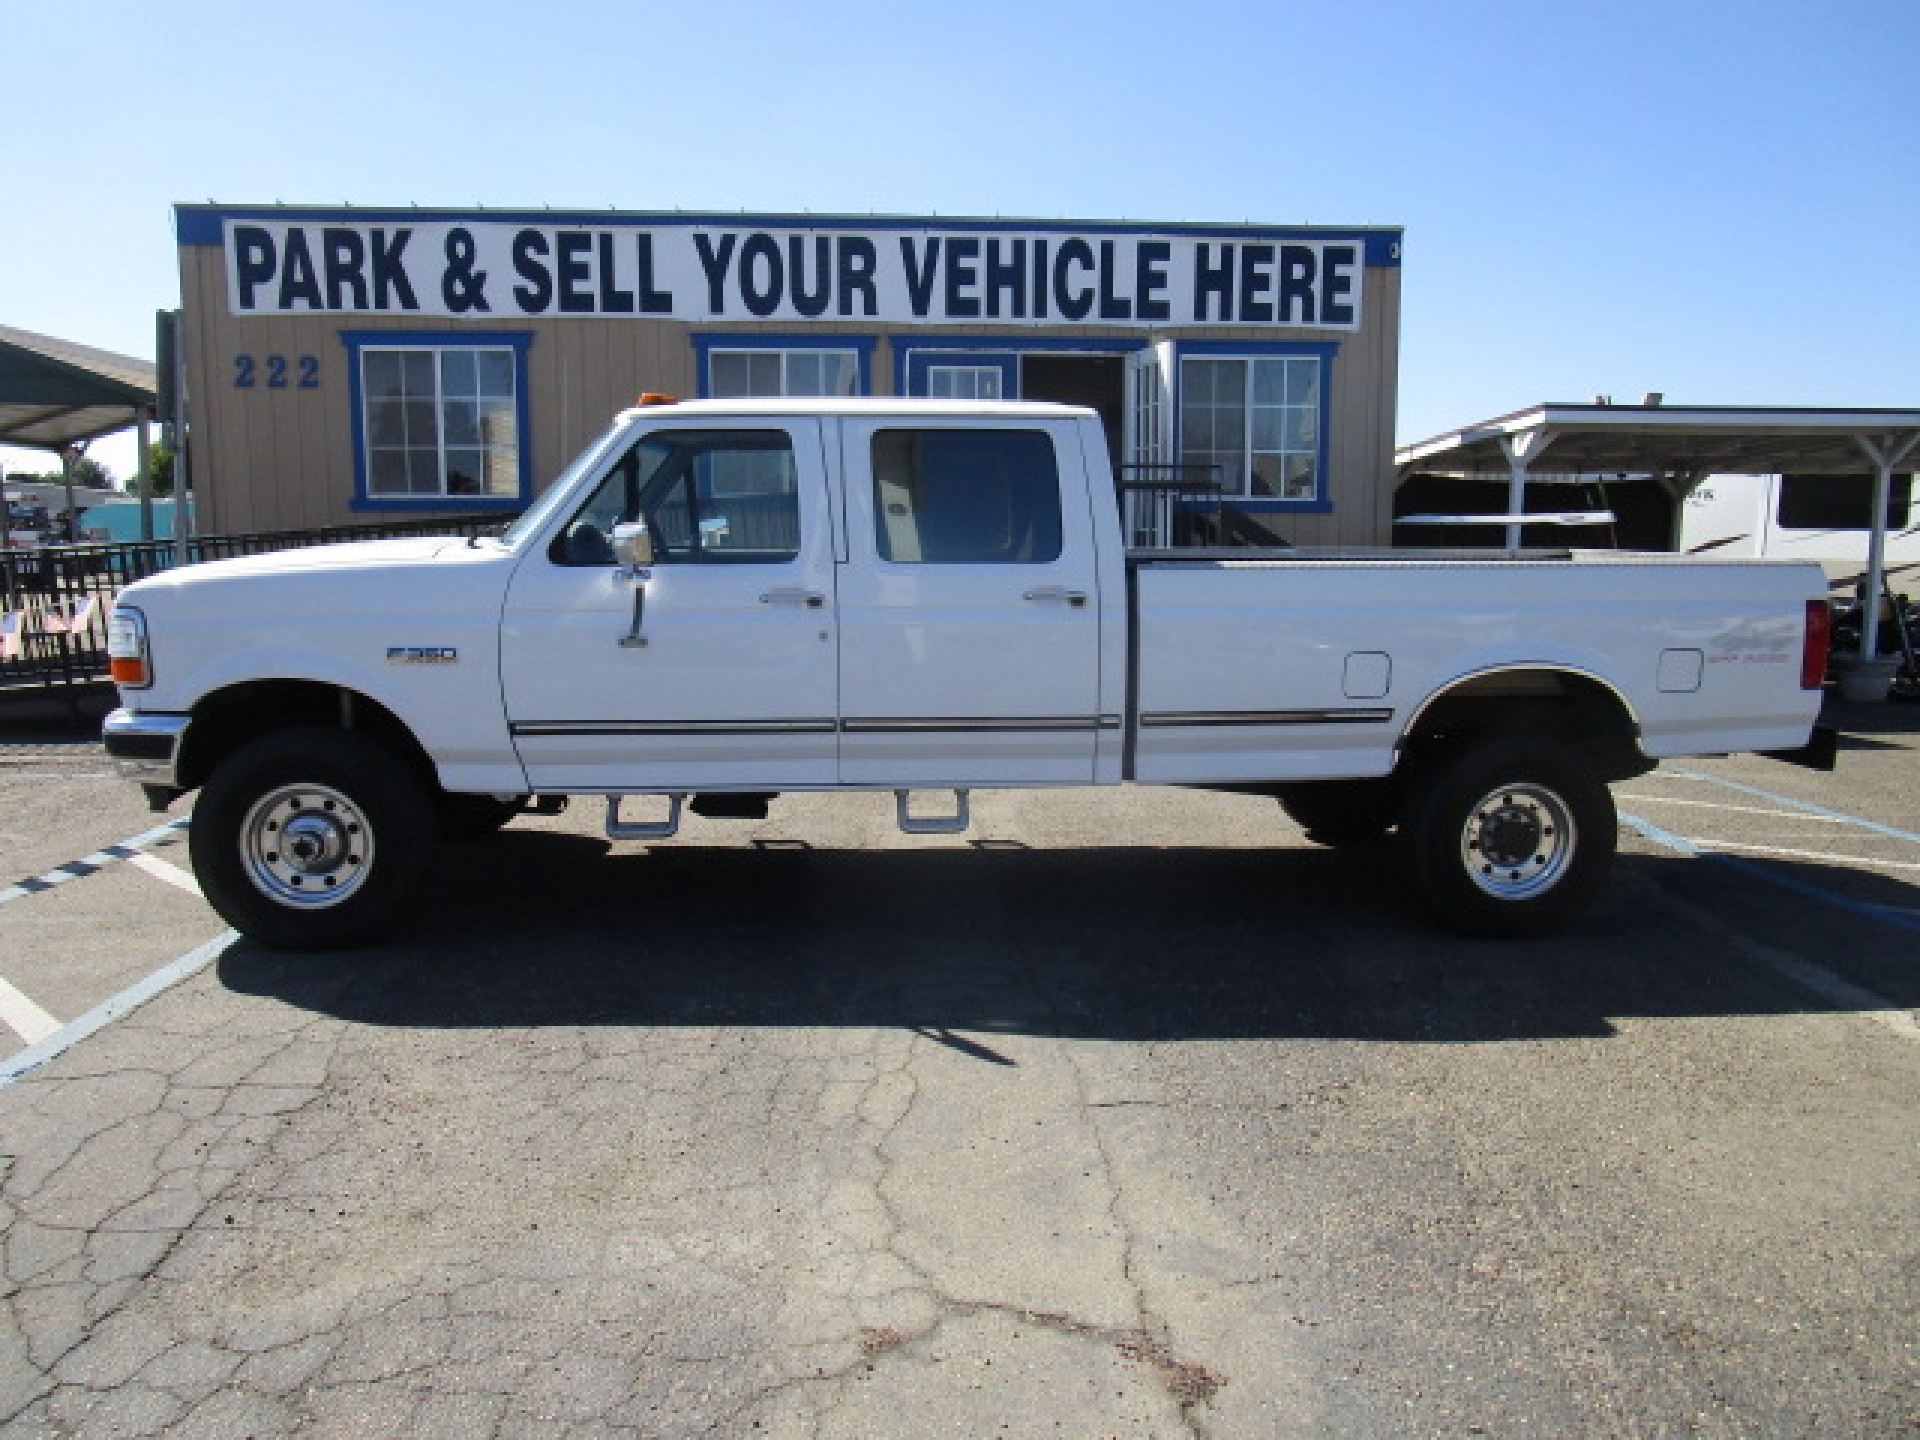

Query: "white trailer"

xmin=1680 ymin=472 xmax=1920 ymax=582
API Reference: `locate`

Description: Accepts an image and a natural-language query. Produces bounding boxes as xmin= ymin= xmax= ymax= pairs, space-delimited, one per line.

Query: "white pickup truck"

xmin=103 ymin=398 xmax=1833 ymax=949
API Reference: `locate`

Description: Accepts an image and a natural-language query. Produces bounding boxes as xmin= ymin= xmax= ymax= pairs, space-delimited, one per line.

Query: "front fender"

xmin=157 ymin=638 xmax=523 ymax=793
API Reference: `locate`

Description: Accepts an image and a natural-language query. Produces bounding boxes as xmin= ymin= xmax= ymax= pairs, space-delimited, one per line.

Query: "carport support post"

xmin=1498 ymin=428 xmax=1554 ymax=551
xmin=170 ymin=323 xmax=191 ymax=572
xmin=1855 ymin=432 xmax=1920 ymax=659
xmin=59 ymin=445 xmax=79 ymax=544
xmin=136 ymin=409 xmax=154 ymax=543
xmin=172 ymin=434 xmax=190 ymax=570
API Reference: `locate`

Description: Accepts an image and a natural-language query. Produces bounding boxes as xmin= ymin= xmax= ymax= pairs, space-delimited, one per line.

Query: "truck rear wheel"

xmin=1405 ymin=736 xmax=1615 ymax=939
xmin=190 ymin=727 xmax=434 ymax=951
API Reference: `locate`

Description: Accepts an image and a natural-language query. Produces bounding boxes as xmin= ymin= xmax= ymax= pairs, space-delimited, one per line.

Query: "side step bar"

xmin=604 ymin=790 xmax=975 ymax=841
xmin=895 ymin=789 xmax=971 ymax=835
xmin=605 ymin=794 xmax=685 ymax=841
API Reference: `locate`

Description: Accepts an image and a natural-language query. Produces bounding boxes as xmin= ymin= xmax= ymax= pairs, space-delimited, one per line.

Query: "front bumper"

xmin=102 ymin=708 xmax=192 ymax=787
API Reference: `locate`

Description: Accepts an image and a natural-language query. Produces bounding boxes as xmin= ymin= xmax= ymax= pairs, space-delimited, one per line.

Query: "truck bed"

xmin=1124 ymin=549 xmax=1826 ymax=784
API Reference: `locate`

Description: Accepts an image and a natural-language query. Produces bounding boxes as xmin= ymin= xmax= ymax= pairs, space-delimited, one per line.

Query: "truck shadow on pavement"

xmin=216 ymin=829 xmax=1920 ymax=1048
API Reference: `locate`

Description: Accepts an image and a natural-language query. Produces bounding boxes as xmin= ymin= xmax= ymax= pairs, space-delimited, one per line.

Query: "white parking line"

xmin=1668 ymin=767 xmax=1920 ymax=847
xmin=127 ymin=852 xmax=203 ymax=896
xmin=0 ymin=931 xmax=238 ymax=1088
xmin=1677 ymin=839 xmax=1920 ymax=873
xmin=1617 ymin=792 xmax=1856 ymax=825
xmin=0 ymin=816 xmax=191 ymax=909
xmin=0 ymin=815 xmax=203 ymax=1054
xmin=0 ymin=976 xmax=60 ymax=1045
xmin=1622 ymin=813 xmax=1920 ymax=1040
xmin=1621 ymin=813 xmax=1920 ymax=937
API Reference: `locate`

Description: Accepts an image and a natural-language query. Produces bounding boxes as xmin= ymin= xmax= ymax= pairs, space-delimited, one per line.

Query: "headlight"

xmin=107 ymin=605 xmax=152 ymax=688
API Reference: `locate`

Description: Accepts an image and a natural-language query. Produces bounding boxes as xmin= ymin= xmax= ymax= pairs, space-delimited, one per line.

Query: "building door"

xmin=1121 ymin=342 xmax=1176 ymax=547
xmin=1020 ymin=353 xmax=1126 ymax=467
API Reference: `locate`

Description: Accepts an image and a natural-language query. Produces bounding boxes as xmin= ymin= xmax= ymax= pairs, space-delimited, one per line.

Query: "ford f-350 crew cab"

xmin=103 ymin=398 xmax=1832 ymax=949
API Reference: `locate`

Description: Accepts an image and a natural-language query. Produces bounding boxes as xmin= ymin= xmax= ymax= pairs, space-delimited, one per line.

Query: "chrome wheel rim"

xmin=1460 ymin=783 xmax=1576 ymax=901
xmin=239 ymin=783 xmax=373 ymax=910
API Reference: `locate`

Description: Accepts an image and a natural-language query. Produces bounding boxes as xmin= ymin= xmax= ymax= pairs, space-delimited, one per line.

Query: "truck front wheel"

xmin=1405 ymin=736 xmax=1615 ymax=939
xmin=190 ymin=727 xmax=434 ymax=951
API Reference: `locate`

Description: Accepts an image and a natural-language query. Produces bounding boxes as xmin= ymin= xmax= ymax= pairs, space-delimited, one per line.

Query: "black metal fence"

xmin=1117 ymin=465 xmax=1297 ymax=550
xmin=1 ymin=514 xmax=513 ymax=698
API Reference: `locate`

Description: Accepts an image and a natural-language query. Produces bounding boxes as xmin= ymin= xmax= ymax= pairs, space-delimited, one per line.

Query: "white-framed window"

xmin=357 ymin=342 xmax=522 ymax=502
xmin=710 ymin=348 xmax=859 ymax=397
xmin=1179 ymin=355 xmax=1322 ymax=502
xmin=927 ymin=365 xmax=1004 ymax=400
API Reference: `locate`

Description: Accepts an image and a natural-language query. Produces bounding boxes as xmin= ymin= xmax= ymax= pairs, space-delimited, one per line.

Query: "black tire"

xmin=189 ymin=726 xmax=435 ymax=950
xmin=1404 ymin=735 xmax=1616 ymax=939
xmin=1277 ymin=779 xmax=1397 ymax=848
xmin=438 ymin=792 xmax=528 ymax=841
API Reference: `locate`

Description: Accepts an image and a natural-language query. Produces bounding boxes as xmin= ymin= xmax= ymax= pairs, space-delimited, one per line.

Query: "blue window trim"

xmin=341 ymin=330 xmax=533 ymax=512
xmin=692 ymin=333 xmax=877 ymax=395
xmin=1172 ymin=340 xmax=1340 ymax=514
xmin=894 ymin=335 xmax=1143 ymax=396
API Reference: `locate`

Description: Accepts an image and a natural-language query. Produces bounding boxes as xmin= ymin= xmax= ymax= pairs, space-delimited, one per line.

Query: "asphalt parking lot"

xmin=1 ymin=686 xmax=1915 ymax=1437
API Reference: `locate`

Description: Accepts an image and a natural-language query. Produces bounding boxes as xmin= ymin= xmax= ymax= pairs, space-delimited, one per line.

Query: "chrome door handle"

xmin=760 ymin=588 xmax=827 ymax=608
xmin=1023 ymin=587 xmax=1088 ymax=607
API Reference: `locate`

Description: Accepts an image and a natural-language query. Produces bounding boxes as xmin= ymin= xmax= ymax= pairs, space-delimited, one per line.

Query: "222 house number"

xmin=233 ymin=354 xmax=320 ymax=390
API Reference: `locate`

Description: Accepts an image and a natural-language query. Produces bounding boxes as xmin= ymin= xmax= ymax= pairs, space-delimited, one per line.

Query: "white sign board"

xmin=223 ymin=220 xmax=1366 ymax=330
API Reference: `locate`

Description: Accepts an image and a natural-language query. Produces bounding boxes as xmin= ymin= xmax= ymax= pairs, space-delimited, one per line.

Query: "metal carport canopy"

xmin=0 ymin=323 xmax=156 ymax=451
xmin=1395 ymin=403 xmax=1920 ymax=660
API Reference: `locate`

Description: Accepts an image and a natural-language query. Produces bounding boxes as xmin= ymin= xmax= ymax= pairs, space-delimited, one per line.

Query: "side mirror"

xmin=611 ymin=520 xmax=655 ymax=573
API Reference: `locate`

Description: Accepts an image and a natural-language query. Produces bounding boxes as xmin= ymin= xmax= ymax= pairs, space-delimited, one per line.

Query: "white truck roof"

xmin=611 ymin=397 xmax=1097 ymax=425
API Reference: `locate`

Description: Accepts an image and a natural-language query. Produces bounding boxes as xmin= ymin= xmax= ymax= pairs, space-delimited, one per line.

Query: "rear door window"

xmin=870 ymin=429 xmax=1063 ymax=564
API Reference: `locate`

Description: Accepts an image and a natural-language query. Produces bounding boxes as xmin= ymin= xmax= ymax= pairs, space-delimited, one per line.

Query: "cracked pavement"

xmin=3 ymin=974 xmax=1233 ymax=1438
xmin=2 ymin=754 xmax=1918 ymax=1436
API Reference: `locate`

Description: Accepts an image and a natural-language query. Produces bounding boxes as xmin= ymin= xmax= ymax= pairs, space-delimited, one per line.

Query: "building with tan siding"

xmin=174 ymin=207 xmax=1402 ymax=542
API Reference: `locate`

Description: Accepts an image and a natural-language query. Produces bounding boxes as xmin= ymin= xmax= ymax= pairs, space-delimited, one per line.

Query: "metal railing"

xmin=1 ymin=513 xmax=513 ymax=697
xmin=1119 ymin=464 xmax=1253 ymax=549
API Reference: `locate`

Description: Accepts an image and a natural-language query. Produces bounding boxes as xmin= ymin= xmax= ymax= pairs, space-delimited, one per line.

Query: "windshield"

xmin=497 ymin=420 xmax=636 ymax=550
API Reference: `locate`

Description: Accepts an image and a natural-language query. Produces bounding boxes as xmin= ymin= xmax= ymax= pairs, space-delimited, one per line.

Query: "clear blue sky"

xmin=5 ymin=0 xmax=1914 ymax=483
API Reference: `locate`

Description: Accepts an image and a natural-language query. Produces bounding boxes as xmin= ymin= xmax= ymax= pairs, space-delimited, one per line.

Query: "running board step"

xmin=894 ymin=789 xmax=971 ymax=836
xmin=605 ymin=794 xmax=685 ymax=841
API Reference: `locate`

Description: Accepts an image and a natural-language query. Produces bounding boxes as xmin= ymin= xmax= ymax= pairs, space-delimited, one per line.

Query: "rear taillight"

xmin=1801 ymin=599 xmax=1831 ymax=690
xmin=107 ymin=606 xmax=151 ymax=688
